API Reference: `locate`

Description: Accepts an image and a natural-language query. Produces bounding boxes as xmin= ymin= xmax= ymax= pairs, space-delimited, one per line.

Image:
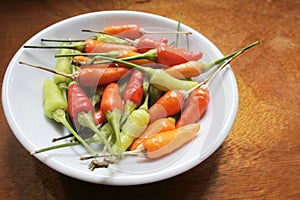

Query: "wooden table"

xmin=0 ymin=0 xmax=299 ymax=199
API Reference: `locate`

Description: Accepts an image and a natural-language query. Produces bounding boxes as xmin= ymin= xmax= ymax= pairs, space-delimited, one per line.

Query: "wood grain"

xmin=0 ymin=0 xmax=299 ymax=199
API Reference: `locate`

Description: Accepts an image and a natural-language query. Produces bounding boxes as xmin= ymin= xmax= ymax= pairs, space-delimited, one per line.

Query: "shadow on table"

xmin=38 ymin=148 xmax=223 ymax=199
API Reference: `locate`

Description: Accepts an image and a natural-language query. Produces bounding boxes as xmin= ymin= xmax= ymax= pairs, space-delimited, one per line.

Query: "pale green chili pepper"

xmin=53 ymin=43 xmax=72 ymax=95
xmin=41 ymin=79 xmax=98 ymax=157
xmin=117 ymin=108 xmax=150 ymax=151
xmin=43 ymin=79 xmax=68 ymax=119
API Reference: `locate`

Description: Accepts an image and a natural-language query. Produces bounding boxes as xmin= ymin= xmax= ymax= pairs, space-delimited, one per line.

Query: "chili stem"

xmin=19 ymin=61 xmax=76 ymax=80
xmin=183 ymin=47 xmax=248 ymax=97
xmin=141 ymin=29 xmax=192 ymax=35
xmin=77 ymin=112 xmax=114 ymax=153
xmin=175 ymin=12 xmax=182 ymax=47
xmin=41 ymin=38 xmax=84 ymax=42
xmin=55 ymin=51 xmax=120 ymax=58
xmin=120 ymin=101 xmax=137 ymax=127
xmin=32 ymin=133 xmax=104 ymax=154
xmin=105 ymin=109 xmax=123 ymax=153
xmin=73 ymin=54 xmax=154 ymax=75
xmin=55 ymin=49 xmax=157 ymax=62
xmin=202 ymin=40 xmax=260 ymax=72
xmin=52 ymin=109 xmax=98 ymax=157
xmin=52 ymin=133 xmax=73 ymax=142
xmin=214 ymin=41 xmax=259 ymax=65
xmin=32 ymin=141 xmax=80 ymax=154
xmin=80 ymin=144 xmax=146 ymax=160
xmin=23 ymin=45 xmax=82 ymax=50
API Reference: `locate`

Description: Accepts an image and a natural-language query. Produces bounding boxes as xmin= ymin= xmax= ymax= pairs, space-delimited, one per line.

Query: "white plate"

xmin=2 ymin=10 xmax=238 ymax=185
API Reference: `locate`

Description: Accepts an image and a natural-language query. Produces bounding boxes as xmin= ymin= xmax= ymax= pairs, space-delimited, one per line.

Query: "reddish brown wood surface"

xmin=0 ymin=0 xmax=299 ymax=199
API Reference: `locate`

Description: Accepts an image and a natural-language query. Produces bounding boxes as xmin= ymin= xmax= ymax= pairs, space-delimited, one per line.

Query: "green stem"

xmin=56 ymin=82 xmax=68 ymax=102
xmin=24 ymin=42 xmax=85 ymax=52
xmin=96 ymin=54 xmax=158 ymax=78
xmin=120 ymin=101 xmax=137 ymax=127
xmin=31 ymin=133 xmax=105 ymax=154
xmin=139 ymin=92 xmax=149 ymax=111
xmin=52 ymin=133 xmax=73 ymax=142
xmin=55 ymin=51 xmax=120 ymax=58
xmin=122 ymin=49 xmax=157 ymax=62
xmin=77 ymin=112 xmax=113 ymax=153
xmin=52 ymin=109 xmax=98 ymax=157
xmin=139 ymin=78 xmax=150 ymax=110
xmin=55 ymin=49 xmax=157 ymax=63
xmin=105 ymin=109 xmax=123 ymax=153
xmin=214 ymin=41 xmax=260 ymax=65
xmin=32 ymin=141 xmax=80 ymax=154
xmin=184 ymin=45 xmax=254 ymax=97
xmin=175 ymin=12 xmax=182 ymax=47
xmin=41 ymin=38 xmax=84 ymax=42
xmin=201 ymin=40 xmax=260 ymax=73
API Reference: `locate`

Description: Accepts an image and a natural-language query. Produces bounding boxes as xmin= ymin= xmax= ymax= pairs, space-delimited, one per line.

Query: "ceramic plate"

xmin=2 ymin=10 xmax=238 ymax=185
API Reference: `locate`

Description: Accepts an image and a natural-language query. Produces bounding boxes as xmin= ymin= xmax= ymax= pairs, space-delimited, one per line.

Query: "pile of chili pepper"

xmin=20 ymin=22 xmax=259 ymax=170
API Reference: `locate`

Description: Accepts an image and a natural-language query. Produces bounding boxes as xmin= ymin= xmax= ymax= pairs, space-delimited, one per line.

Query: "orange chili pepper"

xmin=103 ymin=24 xmax=143 ymax=40
xmin=130 ymin=118 xmax=175 ymax=150
xmin=148 ymin=90 xmax=185 ymax=124
xmin=100 ymin=83 xmax=124 ymax=114
xmin=77 ymin=67 xmax=129 ymax=87
xmin=141 ymin=123 xmax=200 ymax=159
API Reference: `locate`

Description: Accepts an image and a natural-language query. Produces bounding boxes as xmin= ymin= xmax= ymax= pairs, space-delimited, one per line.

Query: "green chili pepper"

xmin=53 ymin=43 xmax=72 ymax=99
xmin=43 ymin=79 xmax=68 ymax=119
xmin=117 ymin=108 xmax=150 ymax=151
xmin=41 ymin=79 xmax=98 ymax=157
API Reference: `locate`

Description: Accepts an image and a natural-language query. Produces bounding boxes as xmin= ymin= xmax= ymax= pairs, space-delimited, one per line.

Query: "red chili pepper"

xmin=136 ymin=36 xmax=168 ymax=54
xmin=148 ymin=90 xmax=185 ymax=124
xmin=68 ymin=82 xmax=94 ymax=121
xmin=156 ymin=45 xmax=203 ymax=67
xmin=120 ymin=70 xmax=144 ymax=126
xmin=123 ymin=70 xmax=144 ymax=106
xmin=103 ymin=24 xmax=143 ymax=40
xmin=175 ymin=86 xmax=210 ymax=128
xmin=68 ymin=82 xmax=114 ymax=153
xmin=68 ymin=82 xmax=105 ymax=132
